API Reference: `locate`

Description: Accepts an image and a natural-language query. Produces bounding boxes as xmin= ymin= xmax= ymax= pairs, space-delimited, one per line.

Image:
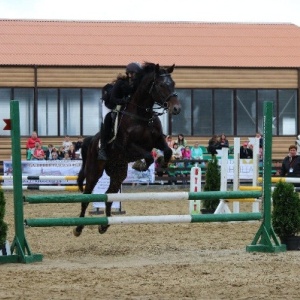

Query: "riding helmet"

xmin=126 ymin=62 xmax=142 ymax=74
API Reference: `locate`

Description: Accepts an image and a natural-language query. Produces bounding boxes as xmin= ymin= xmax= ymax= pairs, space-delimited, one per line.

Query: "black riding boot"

xmin=98 ymin=124 xmax=108 ymax=161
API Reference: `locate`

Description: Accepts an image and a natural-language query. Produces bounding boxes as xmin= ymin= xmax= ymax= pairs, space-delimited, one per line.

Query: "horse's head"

xmin=149 ymin=64 xmax=181 ymax=115
xmin=134 ymin=63 xmax=181 ymax=116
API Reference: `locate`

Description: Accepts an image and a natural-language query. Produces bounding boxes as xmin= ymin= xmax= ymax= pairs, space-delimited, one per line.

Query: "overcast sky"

xmin=0 ymin=0 xmax=299 ymax=26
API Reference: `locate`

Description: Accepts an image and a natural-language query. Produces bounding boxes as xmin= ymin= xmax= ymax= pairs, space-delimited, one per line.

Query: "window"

xmin=14 ymin=88 xmax=34 ymax=136
xmin=82 ymin=89 xmax=101 ymax=135
xmin=0 ymin=88 xmax=11 ymax=136
xmin=59 ymin=89 xmax=80 ymax=136
xmin=278 ymin=90 xmax=297 ymax=135
xmin=38 ymin=89 xmax=58 ymax=135
xmin=236 ymin=90 xmax=256 ymax=135
xmin=193 ymin=89 xmax=212 ymax=136
xmin=214 ymin=89 xmax=233 ymax=135
xmin=171 ymin=89 xmax=191 ymax=135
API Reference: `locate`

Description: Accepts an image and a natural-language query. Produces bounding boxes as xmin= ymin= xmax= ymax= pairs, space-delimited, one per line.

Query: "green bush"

xmin=272 ymin=181 xmax=300 ymax=239
xmin=0 ymin=190 xmax=8 ymax=246
xmin=202 ymin=155 xmax=221 ymax=211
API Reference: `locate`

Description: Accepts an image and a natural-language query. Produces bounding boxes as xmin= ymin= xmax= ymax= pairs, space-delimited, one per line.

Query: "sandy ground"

xmin=1 ymin=184 xmax=300 ymax=300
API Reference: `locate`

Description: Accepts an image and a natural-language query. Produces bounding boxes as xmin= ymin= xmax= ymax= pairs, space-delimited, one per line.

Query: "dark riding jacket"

xmin=280 ymin=155 xmax=300 ymax=177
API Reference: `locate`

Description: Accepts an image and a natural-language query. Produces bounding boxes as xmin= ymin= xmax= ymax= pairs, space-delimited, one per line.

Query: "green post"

xmin=246 ymin=101 xmax=286 ymax=252
xmin=0 ymin=100 xmax=43 ymax=264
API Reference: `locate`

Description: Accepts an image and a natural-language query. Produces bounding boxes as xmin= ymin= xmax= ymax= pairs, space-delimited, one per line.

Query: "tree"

xmin=202 ymin=155 xmax=220 ymax=212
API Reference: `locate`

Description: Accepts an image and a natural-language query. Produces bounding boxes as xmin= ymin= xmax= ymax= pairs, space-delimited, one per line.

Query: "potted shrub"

xmin=272 ymin=180 xmax=300 ymax=250
xmin=0 ymin=189 xmax=8 ymax=255
xmin=201 ymin=155 xmax=220 ymax=213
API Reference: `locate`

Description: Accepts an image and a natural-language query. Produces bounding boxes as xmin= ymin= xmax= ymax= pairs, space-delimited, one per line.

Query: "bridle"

xmin=148 ymin=73 xmax=178 ymax=112
xmin=120 ymin=70 xmax=178 ymax=125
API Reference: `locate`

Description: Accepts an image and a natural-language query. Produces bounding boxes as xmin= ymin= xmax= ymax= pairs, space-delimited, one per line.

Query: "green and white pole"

xmin=246 ymin=101 xmax=286 ymax=252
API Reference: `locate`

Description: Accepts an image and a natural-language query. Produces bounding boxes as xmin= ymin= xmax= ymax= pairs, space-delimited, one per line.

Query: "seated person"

xmin=172 ymin=143 xmax=182 ymax=160
xmin=207 ymin=135 xmax=220 ymax=155
xmin=191 ymin=142 xmax=203 ymax=160
xmin=26 ymin=131 xmax=42 ymax=159
xmin=50 ymin=151 xmax=60 ymax=160
xmin=218 ymin=134 xmax=229 ymax=148
xmin=45 ymin=144 xmax=56 ymax=160
xmin=280 ymin=145 xmax=300 ymax=177
xmin=240 ymin=142 xmax=253 ymax=159
xmin=31 ymin=142 xmax=45 ymax=160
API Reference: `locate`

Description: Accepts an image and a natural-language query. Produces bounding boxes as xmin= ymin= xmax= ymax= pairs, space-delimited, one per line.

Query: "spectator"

xmin=280 ymin=145 xmax=300 ymax=177
xmin=68 ymin=144 xmax=76 ymax=160
xmin=207 ymin=135 xmax=220 ymax=155
xmin=191 ymin=142 xmax=203 ymax=160
xmin=26 ymin=131 xmax=42 ymax=160
xmin=240 ymin=142 xmax=253 ymax=159
xmin=75 ymin=151 xmax=81 ymax=160
xmin=31 ymin=142 xmax=45 ymax=160
xmin=63 ymin=152 xmax=71 ymax=160
xmin=45 ymin=144 xmax=56 ymax=160
xmin=62 ymin=135 xmax=73 ymax=153
xmin=50 ymin=151 xmax=60 ymax=160
xmin=56 ymin=146 xmax=65 ymax=160
xmin=182 ymin=145 xmax=192 ymax=160
xmin=166 ymin=135 xmax=174 ymax=148
xmin=218 ymin=134 xmax=229 ymax=148
xmin=256 ymin=132 xmax=263 ymax=160
xmin=74 ymin=136 xmax=83 ymax=152
xmin=171 ymin=143 xmax=183 ymax=160
xmin=177 ymin=134 xmax=187 ymax=150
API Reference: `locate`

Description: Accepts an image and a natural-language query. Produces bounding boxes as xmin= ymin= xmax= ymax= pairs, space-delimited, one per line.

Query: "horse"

xmin=74 ymin=62 xmax=181 ymax=236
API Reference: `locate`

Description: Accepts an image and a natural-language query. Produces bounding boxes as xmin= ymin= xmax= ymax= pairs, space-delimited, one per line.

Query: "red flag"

xmin=3 ymin=119 xmax=11 ymax=130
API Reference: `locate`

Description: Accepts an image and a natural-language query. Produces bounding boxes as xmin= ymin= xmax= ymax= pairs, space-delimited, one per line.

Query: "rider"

xmin=98 ymin=62 xmax=142 ymax=160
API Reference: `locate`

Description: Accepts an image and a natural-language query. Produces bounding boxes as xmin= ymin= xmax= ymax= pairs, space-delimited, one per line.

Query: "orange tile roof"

xmin=0 ymin=19 xmax=299 ymax=68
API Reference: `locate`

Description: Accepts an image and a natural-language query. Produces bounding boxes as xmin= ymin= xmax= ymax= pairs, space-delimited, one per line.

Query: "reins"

xmin=119 ymin=71 xmax=177 ymax=125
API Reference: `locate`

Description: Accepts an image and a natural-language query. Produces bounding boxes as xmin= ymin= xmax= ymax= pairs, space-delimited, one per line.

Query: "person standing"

xmin=177 ymin=134 xmax=187 ymax=150
xmin=240 ymin=142 xmax=253 ymax=159
xmin=280 ymin=145 xmax=300 ymax=177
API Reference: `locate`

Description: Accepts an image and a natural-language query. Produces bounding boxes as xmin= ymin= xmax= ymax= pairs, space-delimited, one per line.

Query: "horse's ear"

xmin=167 ymin=64 xmax=175 ymax=74
xmin=155 ymin=64 xmax=160 ymax=73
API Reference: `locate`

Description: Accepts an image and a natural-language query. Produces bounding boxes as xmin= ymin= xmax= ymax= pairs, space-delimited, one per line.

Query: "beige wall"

xmin=0 ymin=66 xmax=298 ymax=89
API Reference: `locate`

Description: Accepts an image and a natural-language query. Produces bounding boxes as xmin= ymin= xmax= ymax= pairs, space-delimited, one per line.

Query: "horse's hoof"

xmin=132 ymin=160 xmax=147 ymax=171
xmin=73 ymin=228 xmax=82 ymax=237
xmin=98 ymin=225 xmax=110 ymax=234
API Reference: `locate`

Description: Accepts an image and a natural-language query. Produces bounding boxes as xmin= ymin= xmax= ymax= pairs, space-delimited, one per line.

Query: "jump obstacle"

xmin=0 ymin=100 xmax=286 ymax=264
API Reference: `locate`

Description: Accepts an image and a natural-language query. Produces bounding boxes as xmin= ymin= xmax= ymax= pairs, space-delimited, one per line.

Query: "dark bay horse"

xmin=74 ymin=63 xmax=181 ymax=236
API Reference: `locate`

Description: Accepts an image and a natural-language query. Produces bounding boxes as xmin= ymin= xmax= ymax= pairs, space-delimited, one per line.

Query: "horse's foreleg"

xmin=73 ymin=202 xmax=89 ymax=237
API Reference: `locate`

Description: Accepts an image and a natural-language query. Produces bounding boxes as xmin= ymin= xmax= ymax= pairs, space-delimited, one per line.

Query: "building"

xmin=0 ymin=19 xmax=299 ymax=153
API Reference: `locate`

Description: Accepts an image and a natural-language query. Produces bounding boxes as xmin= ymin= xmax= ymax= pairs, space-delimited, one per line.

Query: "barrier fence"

xmin=0 ymin=100 xmax=286 ymax=265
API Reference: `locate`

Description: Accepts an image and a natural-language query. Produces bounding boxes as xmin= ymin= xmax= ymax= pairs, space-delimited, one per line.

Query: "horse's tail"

xmin=77 ymin=136 xmax=93 ymax=192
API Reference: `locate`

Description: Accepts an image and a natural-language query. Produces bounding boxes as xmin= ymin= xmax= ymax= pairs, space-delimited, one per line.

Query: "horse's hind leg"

xmin=98 ymin=162 xmax=127 ymax=234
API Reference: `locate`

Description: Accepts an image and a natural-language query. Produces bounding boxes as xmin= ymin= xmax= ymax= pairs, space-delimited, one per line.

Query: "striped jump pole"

xmin=24 ymin=190 xmax=262 ymax=204
xmin=1 ymin=185 xmax=81 ymax=191
xmin=0 ymin=175 xmax=78 ymax=181
xmin=258 ymin=177 xmax=300 ymax=184
xmin=25 ymin=213 xmax=262 ymax=227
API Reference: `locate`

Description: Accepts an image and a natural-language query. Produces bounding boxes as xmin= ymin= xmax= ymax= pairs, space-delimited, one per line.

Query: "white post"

xmin=252 ymin=137 xmax=260 ymax=213
xmin=233 ymin=138 xmax=240 ymax=213
xmin=189 ymin=165 xmax=201 ymax=214
xmin=214 ymin=147 xmax=231 ymax=214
